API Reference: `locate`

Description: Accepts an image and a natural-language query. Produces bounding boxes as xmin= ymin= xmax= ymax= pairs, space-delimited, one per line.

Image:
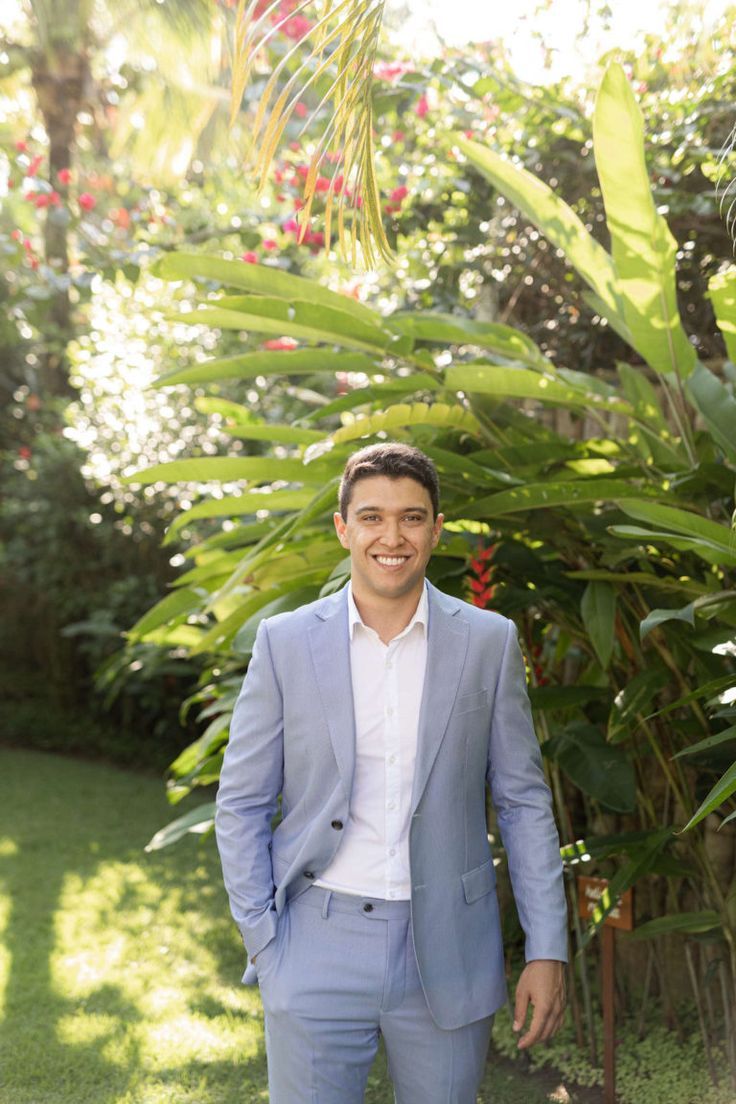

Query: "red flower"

xmin=373 ymin=60 xmax=413 ymax=84
xmin=315 ymin=176 xmax=331 ymax=192
xmin=262 ymin=239 xmax=278 ymax=251
xmin=57 ymin=168 xmax=72 ymax=185
xmin=34 ymin=194 xmax=51 ymax=208
xmin=240 ymin=251 xmax=259 ymax=263
xmin=282 ymin=217 xmax=299 ymax=233
xmin=415 ymin=93 xmax=429 ymax=118
xmin=10 ymin=229 xmax=22 ymax=241
xmin=281 ymin=14 xmax=311 ymax=38
xmin=15 ymin=140 xmax=28 ymax=152
xmin=390 ymin=185 xmax=408 ymax=202
xmin=78 ymin=192 xmax=96 ymax=211
xmin=49 ymin=190 xmax=61 ymax=206
xmin=392 ymin=130 xmax=405 ymax=142
xmin=294 ymin=101 xmax=308 ymax=118
xmin=262 ymin=337 xmax=298 ymax=350
xmin=26 ymin=154 xmax=43 ymax=178
xmin=18 ymin=446 xmax=32 ymax=460
xmin=308 ymin=230 xmax=325 ymax=250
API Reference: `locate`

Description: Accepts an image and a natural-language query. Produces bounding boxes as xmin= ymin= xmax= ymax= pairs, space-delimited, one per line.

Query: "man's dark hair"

xmin=338 ymin=442 xmax=440 ymax=519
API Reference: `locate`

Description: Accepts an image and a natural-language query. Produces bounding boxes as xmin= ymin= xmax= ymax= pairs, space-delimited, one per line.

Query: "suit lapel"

xmin=411 ymin=582 xmax=469 ymax=812
xmin=308 ymin=588 xmax=356 ymax=801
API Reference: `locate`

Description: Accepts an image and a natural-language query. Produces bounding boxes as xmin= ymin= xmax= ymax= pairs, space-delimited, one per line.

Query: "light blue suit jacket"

xmin=215 ymin=580 xmax=567 ymax=1030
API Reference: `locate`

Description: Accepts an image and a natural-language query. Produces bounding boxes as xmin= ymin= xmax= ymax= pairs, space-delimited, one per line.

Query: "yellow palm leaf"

xmin=231 ymin=0 xmax=391 ymax=266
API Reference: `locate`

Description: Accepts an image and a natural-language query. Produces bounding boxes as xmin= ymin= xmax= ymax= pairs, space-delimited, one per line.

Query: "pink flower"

xmin=262 ymin=336 xmax=298 ymax=350
xmin=373 ymin=60 xmax=413 ymax=84
xmin=415 ymin=93 xmax=429 ymax=118
xmin=34 ymin=194 xmax=51 ymax=208
xmin=49 ymin=190 xmax=61 ymax=206
xmin=15 ymin=140 xmax=28 ymax=152
xmin=57 ymin=168 xmax=72 ymax=185
xmin=78 ymin=192 xmax=96 ymax=211
xmin=294 ymin=101 xmax=308 ymax=118
xmin=10 ymin=229 xmax=22 ymax=241
xmin=315 ymin=176 xmax=331 ymax=192
xmin=262 ymin=239 xmax=278 ymax=250
xmin=390 ymin=185 xmax=408 ymax=202
xmin=240 ymin=251 xmax=259 ymax=263
xmin=392 ymin=130 xmax=405 ymax=142
xmin=281 ymin=14 xmax=311 ymax=38
xmin=26 ymin=154 xmax=43 ymax=178
xmin=282 ymin=217 xmax=299 ymax=233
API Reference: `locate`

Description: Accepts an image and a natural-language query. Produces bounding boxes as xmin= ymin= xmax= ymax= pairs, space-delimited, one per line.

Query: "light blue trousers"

xmin=254 ymin=886 xmax=493 ymax=1104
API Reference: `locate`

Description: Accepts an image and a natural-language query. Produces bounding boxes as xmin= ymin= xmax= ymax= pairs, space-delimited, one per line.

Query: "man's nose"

xmin=380 ymin=521 xmax=403 ymax=547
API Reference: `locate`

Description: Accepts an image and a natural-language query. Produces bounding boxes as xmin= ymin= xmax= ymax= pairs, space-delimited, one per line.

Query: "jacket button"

xmin=304 ymin=870 xmax=315 ymax=879
xmin=363 ymin=902 xmax=374 ymax=912
xmin=331 ymin=819 xmax=344 ymax=830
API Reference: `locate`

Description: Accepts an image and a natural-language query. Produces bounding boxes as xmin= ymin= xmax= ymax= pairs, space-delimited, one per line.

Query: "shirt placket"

xmin=384 ymin=637 xmax=402 ymax=899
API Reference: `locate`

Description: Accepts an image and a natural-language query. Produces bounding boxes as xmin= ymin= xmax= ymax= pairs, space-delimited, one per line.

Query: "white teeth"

xmin=375 ymin=556 xmax=407 ymax=566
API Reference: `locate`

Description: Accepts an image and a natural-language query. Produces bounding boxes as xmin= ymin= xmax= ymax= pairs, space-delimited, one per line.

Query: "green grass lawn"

xmin=0 ymin=747 xmax=561 ymax=1104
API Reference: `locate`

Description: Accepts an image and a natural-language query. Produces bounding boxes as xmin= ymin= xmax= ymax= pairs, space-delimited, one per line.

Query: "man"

xmin=215 ymin=442 xmax=567 ymax=1104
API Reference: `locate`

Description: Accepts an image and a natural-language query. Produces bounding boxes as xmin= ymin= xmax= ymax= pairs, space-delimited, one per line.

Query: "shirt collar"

xmin=347 ymin=580 xmax=428 ymax=642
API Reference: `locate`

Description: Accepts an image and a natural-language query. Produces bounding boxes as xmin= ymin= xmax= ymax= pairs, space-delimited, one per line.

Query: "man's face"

xmin=334 ymin=475 xmax=443 ymax=603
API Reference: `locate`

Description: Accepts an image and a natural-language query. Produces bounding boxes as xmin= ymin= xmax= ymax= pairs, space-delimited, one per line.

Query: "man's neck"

xmin=351 ymin=581 xmax=425 ymax=645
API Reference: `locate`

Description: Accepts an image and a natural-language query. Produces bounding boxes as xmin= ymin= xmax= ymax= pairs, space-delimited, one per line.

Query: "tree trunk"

xmin=30 ymin=43 xmax=89 ymax=397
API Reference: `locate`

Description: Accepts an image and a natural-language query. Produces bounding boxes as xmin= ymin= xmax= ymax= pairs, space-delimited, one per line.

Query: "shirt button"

xmin=389 ymin=754 xmax=397 ymax=765
xmin=331 ymin=819 xmax=343 ymax=830
xmin=363 ymin=903 xmax=374 ymax=913
xmin=304 ymin=871 xmax=315 ymax=879
xmin=389 ymin=848 xmax=396 ymax=856
xmin=387 ymin=801 xmax=396 ymax=810
xmin=387 ymin=707 xmax=394 ymax=716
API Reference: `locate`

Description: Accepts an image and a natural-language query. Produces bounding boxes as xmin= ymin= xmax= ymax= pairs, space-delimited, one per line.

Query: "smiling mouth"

xmin=373 ymin=555 xmax=410 ymax=567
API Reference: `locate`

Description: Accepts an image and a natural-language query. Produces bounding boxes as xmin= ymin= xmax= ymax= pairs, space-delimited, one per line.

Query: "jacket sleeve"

xmin=486 ymin=618 xmax=568 ymax=963
xmin=215 ymin=619 xmax=284 ymax=959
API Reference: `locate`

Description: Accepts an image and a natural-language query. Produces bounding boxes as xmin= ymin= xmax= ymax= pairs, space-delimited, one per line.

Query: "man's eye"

xmin=404 ymin=515 xmax=422 ymax=522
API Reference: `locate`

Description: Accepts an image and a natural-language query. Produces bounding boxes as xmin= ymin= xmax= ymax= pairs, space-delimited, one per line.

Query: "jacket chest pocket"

xmin=461 ymin=858 xmax=496 ymax=903
xmin=454 ymin=688 xmax=489 ymax=716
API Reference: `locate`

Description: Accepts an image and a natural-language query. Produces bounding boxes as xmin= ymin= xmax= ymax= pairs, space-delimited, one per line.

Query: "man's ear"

xmin=334 ymin=511 xmax=349 ymax=549
xmin=432 ymin=512 xmax=444 ymax=548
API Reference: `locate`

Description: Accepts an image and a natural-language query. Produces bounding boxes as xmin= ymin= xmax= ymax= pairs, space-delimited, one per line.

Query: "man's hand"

xmin=513 ymin=959 xmax=566 ymax=1049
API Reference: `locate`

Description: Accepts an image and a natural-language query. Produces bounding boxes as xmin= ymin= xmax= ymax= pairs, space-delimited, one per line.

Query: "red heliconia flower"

xmin=415 ymin=93 xmax=429 ymax=118
xmin=262 ymin=239 xmax=278 ymax=251
xmin=78 ymin=192 xmax=96 ymax=211
xmin=262 ymin=336 xmax=298 ymax=351
xmin=57 ymin=168 xmax=72 ymax=185
xmin=241 ymin=251 xmax=259 ymax=263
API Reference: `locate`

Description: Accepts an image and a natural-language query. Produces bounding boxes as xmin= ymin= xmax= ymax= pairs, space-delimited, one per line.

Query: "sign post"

xmin=577 ymin=876 xmax=634 ymax=1104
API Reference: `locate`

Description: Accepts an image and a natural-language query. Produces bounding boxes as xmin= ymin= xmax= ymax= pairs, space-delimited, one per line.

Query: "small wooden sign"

xmin=577 ymin=875 xmax=633 ymax=932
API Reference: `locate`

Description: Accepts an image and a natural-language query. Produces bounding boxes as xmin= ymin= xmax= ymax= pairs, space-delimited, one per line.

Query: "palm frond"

xmin=716 ymin=122 xmax=736 ymax=254
xmin=231 ymin=0 xmax=391 ymax=266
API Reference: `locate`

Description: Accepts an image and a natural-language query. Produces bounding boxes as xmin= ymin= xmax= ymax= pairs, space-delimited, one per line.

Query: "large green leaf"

xmin=446 ymin=362 xmax=631 ymax=412
xmin=332 ymin=402 xmax=481 ymax=445
xmin=145 ymin=802 xmax=216 ymax=852
xmin=164 ymin=490 xmax=311 ymax=545
xmin=608 ymin=525 xmax=736 ymax=567
xmin=593 ymin=63 xmax=696 ymax=379
xmin=123 ymin=456 xmax=330 ymax=487
xmin=543 ymin=723 xmax=636 ymax=812
xmin=128 ymin=587 xmax=202 ymax=641
xmin=154 ymin=350 xmax=380 ymax=388
xmin=152 ymin=251 xmax=382 ymax=326
xmin=682 ymin=760 xmax=736 ymax=831
xmin=462 ymin=479 xmax=659 ymax=519
xmin=387 ymin=312 xmax=548 ymax=368
xmin=673 ymin=725 xmax=736 ymax=760
xmin=221 ymin=424 xmax=326 ymax=445
xmin=685 ymin=362 xmax=736 ymax=464
xmin=706 ymin=266 xmax=736 ymax=363
xmin=167 ymin=297 xmax=389 ymax=353
xmin=639 ymin=602 xmax=696 ymax=640
xmin=628 ymin=911 xmax=722 ymax=939
xmin=581 ymin=581 xmax=616 ymax=668
xmin=455 ymin=136 xmax=626 ymax=327
xmin=616 ymin=500 xmax=736 ymax=564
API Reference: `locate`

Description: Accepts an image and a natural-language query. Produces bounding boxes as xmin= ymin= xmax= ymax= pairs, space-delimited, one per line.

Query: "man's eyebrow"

xmin=354 ymin=505 xmax=429 ymax=515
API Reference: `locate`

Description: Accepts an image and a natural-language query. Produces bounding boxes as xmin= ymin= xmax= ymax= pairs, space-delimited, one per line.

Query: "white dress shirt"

xmin=314 ymin=582 xmax=428 ymax=899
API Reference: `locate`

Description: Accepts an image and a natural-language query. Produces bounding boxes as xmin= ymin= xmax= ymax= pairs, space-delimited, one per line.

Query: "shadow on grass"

xmin=0 ymin=746 xmax=268 ymax=1104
